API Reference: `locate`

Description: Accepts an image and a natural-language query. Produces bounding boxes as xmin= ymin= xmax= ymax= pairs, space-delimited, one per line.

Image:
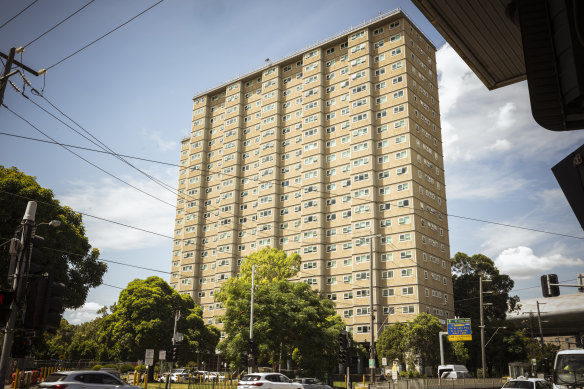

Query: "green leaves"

xmin=0 ymin=166 xmax=107 ymax=309
xmin=376 ymin=314 xmax=442 ymax=370
xmin=217 ymin=248 xmax=343 ymax=377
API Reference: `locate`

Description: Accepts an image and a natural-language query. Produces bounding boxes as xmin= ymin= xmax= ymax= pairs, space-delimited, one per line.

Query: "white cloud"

xmin=64 ymin=302 xmax=104 ymax=325
xmin=487 ymin=138 xmax=512 ymax=151
xmin=58 ymin=168 xmax=177 ymax=250
xmin=495 ymin=246 xmax=584 ymax=280
xmin=140 ymin=129 xmax=179 ymax=152
xmin=437 ymin=44 xmax=584 ymax=166
xmin=446 ymin=166 xmax=530 ymax=200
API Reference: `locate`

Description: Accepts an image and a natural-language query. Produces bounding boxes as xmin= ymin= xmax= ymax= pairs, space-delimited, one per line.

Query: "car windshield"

xmin=555 ymin=354 xmax=584 ymax=386
xmin=240 ymin=375 xmax=262 ymax=382
xmin=503 ymin=381 xmax=534 ymax=389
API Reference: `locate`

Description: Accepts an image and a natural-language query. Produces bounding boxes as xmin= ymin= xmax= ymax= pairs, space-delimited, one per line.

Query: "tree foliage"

xmin=451 ymin=252 xmax=520 ymax=376
xmin=217 ymin=248 xmax=343 ymax=377
xmin=0 ymin=166 xmax=107 ymax=308
xmin=96 ymin=276 xmax=218 ymax=361
xmin=376 ymin=313 xmax=443 ymax=373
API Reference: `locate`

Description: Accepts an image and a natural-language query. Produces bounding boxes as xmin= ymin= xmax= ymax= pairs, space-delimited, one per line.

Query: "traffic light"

xmin=338 ymin=330 xmax=348 ymax=365
xmin=23 ymin=235 xmax=66 ymax=330
xmin=172 ymin=345 xmax=179 ymax=362
xmin=166 ymin=346 xmax=174 ymax=362
xmin=0 ymin=289 xmax=15 ymax=324
xmin=11 ymin=336 xmax=31 ymax=358
xmin=541 ymin=274 xmax=560 ymax=298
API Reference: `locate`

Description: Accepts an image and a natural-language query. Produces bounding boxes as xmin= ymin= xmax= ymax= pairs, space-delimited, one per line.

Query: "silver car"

xmin=293 ymin=378 xmax=332 ymax=389
xmin=238 ymin=373 xmax=303 ymax=389
xmin=39 ymin=371 xmax=142 ymax=389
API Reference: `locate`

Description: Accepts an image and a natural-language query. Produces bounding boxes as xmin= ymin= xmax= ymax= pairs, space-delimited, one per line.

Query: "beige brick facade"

xmin=172 ymin=10 xmax=454 ymax=342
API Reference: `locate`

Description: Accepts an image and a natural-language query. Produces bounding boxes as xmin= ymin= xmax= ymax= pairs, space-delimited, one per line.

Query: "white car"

xmin=502 ymin=378 xmax=552 ymax=389
xmin=40 ymin=371 xmax=142 ymax=389
xmin=238 ymin=373 xmax=303 ymax=389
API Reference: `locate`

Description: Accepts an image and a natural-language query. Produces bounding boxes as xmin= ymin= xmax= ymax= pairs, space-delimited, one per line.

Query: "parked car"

xmin=502 ymin=378 xmax=553 ymax=389
xmin=238 ymin=373 xmax=303 ymax=389
xmin=440 ymin=371 xmax=471 ymax=379
xmin=40 ymin=371 xmax=142 ymax=389
xmin=438 ymin=365 xmax=470 ymax=379
xmin=293 ymin=378 xmax=332 ymax=389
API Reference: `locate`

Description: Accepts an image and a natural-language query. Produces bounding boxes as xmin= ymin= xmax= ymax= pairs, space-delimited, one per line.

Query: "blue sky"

xmin=1 ymin=0 xmax=583 ymax=324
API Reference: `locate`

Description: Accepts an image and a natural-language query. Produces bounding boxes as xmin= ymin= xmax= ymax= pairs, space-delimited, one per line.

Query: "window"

xmin=356 ymin=325 xmax=370 ymax=334
xmin=402 ymin=305 xmax=415 ymax=314
xmin=402 ymin=287 xmax=414 ymax=295
xmin=396 ymin=167 xmax=408 ymax=175
xmin=401 ymin=268 xmax=413 ymax=277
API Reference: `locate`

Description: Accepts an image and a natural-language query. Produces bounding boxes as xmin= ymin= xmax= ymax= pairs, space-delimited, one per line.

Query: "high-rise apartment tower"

xmin=172 ymin=9 xmax=454 ymax=342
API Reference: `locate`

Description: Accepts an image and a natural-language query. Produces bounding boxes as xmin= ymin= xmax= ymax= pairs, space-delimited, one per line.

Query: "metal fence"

xmin=368 ymin=378 xmax=505 ymax=389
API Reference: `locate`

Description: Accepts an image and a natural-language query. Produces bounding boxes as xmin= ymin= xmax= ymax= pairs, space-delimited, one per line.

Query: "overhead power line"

xmin=0 ymin=189 xmax=175 ymax=240
xmin=46 ymin=0 xmax=165 ymax=70
xmin=0 ymin=236 xmax=171 ymax=275
xmin=0 ymin=0 xmax=41 ymax=31
xmin=24 ymin=0 xmax=96 ymax=48
xmin=3 ymin=122 xmax=584 ymax=243
xmin=3 ymin=103 xmax=176 ymax=207
xmin=0 ymin=132 xmax=177 ymax=166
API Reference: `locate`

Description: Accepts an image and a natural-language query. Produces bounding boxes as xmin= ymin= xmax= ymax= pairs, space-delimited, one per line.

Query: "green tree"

xmin=0 ymin=166 xmax=106 ymax=308
xmin=376 ymin=322 xmax=408 ymax=366
xmin=377 ymin=314 xmax=443 ymax=374
xmin=451 ymin=252 xmax=520 ymax=376
xmin=217 ymin=248 xmax=343 ymax=377
xmin=238 ymin=247 xmax=301 ymax=284
xmin=97 ymin=276 xmax=218 ymax=361
xmin=404 ymin=313 xmax=444 ymax=370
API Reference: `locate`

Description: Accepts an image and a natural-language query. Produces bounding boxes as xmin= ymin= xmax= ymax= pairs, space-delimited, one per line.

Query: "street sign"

xmin=369 ymin=359 xmax=375 ymax=368
xmin=159 ymin=350 xmax=166 ymax=360
xmin=382 ymin=357 xmax=387 ymax=366
xmin=145 ymin=349 xmax=154 ymax=365
xmin=447 ymin=318 xmax=472 ymax=341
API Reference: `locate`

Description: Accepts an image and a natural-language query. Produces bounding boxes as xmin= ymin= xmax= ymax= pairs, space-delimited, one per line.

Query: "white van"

xmin=438 ymin=365 xmax=470 ymax=379
xmin=552 ymin=349 xmax=584 ymax=389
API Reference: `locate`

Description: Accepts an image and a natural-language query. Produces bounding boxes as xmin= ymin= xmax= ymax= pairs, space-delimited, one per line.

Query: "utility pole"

xmin=0 ymin=47 xmax=42 ymax=106
xmin=248 ymin=264 xmax=255 ymax=374
xmin=0 ymin=201 xmax=37 ymax=386
xmin=368 ymin=231 xmax=377 ymax=384
xmin=369 ymin=235 xmax=375 ymax=384
xmin=479 ymin=276 xmax=491 ymax=380
xmin=0 ymin=47 xmax=17 ymax=106
xmin=536 ymin=302 xmax=547 ymax=375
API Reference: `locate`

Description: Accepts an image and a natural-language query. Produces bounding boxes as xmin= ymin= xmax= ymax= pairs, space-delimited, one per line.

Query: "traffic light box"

xmin=541 ymin=274 xmax=560 ymax=298
xmin=23 ymin=235 xmax=66 ymax=330
xmin=166 ymin=346 xmax=174 ymax=362
xmin=338 ymin=330 xmax=348 ymax=365
xmin=0 ymin=289 xmax=15 ymax=325
xmin=11 ymin=336 xmax=31 ymax=358
xmin=172 ymin=345 xmax=179 ymax=362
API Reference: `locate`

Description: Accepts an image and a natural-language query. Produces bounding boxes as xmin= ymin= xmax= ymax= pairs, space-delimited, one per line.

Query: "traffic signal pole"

xmin=0 ymin=201 xmax=37 ymax=386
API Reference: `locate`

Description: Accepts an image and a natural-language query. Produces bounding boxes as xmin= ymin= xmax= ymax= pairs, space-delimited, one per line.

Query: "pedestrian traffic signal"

xmin=541 ymin=274 xmax=560 ymax=297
